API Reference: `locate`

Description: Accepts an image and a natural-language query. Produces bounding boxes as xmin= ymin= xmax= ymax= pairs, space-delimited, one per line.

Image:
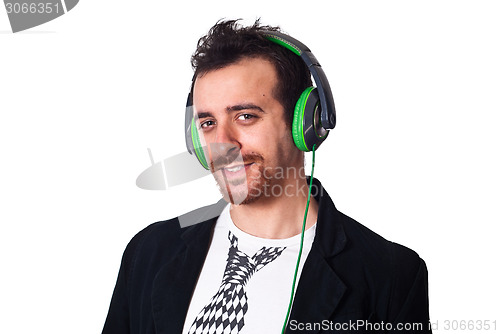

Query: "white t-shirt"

xmin=182 ymin=204 xmax=317 ymax=334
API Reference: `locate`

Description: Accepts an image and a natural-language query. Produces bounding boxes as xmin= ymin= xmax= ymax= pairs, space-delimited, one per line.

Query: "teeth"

xmin=226 ymin=165 xmax=244 ymax=172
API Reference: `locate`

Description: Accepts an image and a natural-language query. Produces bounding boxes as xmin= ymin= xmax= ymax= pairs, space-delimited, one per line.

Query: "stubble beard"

xmin=212 ymin=153 xmax=271 ymax=205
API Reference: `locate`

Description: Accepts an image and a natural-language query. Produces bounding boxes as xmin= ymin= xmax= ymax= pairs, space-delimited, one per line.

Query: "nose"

xmin=213 ymin=122 xmax=238 ymax=145
xmin=208 ymin=124 xmax=241 ymax=169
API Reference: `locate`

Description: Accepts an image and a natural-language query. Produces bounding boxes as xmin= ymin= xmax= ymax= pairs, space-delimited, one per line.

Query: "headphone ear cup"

xmin=190 ymin=118 xmax=210 ymax=170
xmin=292 ymin=87 xmax=329 ymax=151
xmin=292 ymin=87 xmax=314 ymax=151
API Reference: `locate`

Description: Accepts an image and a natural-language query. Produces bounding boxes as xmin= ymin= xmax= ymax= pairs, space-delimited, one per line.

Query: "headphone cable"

xmin=281 ymin=144 xmax=316 ymax=334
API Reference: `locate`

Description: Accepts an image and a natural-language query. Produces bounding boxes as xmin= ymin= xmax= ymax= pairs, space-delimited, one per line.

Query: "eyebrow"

xmin=196 ymin=103 xmax=266 ymax=119
xmin=227 ymin=103 xmax=265 ymax=113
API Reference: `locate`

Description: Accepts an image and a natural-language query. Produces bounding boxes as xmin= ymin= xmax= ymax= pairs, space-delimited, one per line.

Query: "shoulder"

xmin=336 ymin=212 xmax=430 ymax=324
xmin=118 ymin=217 xmax=186 ymax=282
xmin=126 ymin=217 xmax=185 ymax=256
xmin=335 ymin=210 xmax=423 ymax=276
xmin=124 ymin=199 xmax=226 ymax=259
xmin=312 ymin=178 xmax=424 ymax=278
xmin=119 ymin=200 xmax=224 ymax=282
xmin=331 ymin=210 xmax=429 ymax=319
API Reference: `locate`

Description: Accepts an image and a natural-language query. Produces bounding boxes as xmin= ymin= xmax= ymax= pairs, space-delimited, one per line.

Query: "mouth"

xmin=221 ymin=163 xmax=255 ymax=175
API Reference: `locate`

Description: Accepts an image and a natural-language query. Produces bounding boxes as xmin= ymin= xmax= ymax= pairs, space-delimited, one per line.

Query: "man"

xmin=102 ymin=20 xmax=431 ymax=333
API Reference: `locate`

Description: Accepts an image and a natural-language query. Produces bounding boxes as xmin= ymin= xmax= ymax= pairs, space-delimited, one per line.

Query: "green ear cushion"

xmin=190 ymin=118 xmax=209 ymax=169
xmin=292 ymin=87 xmax=315 ymax=151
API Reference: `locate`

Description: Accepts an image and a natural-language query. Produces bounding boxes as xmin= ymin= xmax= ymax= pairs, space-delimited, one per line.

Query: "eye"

xmin=199 ymin=119 xmax=215 ymax=129
xmin=237 ymin=113 xmax=256 ymax=121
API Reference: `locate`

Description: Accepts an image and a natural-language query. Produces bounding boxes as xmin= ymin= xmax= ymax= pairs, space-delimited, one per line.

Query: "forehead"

xmin=192 ymin=57 xmax=278 ymax=111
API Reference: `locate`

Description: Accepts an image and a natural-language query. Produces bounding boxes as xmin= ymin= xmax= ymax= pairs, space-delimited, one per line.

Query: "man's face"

xmin=193 ymin=57 xmax=302 ymax=205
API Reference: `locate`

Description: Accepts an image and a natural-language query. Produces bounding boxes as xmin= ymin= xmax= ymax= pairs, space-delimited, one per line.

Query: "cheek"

xmin=267 ymin=117 xmax=293 ymax=143
xmin=238 ymin=118 xmax=295 ymax=156
xmin=238 ymin=125 xmax=274 ymax=149
xmin=275 ymin=126 xmax=296 ymax=152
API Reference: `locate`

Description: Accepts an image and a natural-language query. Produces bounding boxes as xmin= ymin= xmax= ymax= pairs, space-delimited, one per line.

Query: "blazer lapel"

xmin=286 ymin=178 xmax=349 ymax=333
xmin=151 ymin=217 xmax=216 ymax=334
xmin=287 ymin=247 xmax=347 ymax=333
xmin=151 ymin=199 xmax=227 ymax=333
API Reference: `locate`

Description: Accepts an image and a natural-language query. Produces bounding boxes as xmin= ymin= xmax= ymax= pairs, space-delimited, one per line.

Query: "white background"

xmin=1 ymin=0 xmax=499 ymax=333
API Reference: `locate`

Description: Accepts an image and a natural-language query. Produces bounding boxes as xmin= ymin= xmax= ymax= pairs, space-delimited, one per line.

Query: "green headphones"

xmin=185 ymin=30 xmax=336 ymax=169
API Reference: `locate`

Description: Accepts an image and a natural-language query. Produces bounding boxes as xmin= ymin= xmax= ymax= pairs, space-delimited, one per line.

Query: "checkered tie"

xmin=188 ymin=231 xmax=286 ymax=334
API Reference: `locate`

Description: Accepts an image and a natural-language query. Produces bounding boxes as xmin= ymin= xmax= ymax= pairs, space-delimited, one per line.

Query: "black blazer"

xmin=102 ymin=178 xmax=431 ymax=333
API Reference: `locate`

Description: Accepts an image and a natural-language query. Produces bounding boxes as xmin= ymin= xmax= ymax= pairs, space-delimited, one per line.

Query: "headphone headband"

xmin=261 ymin=31 xmax=336 ymax=130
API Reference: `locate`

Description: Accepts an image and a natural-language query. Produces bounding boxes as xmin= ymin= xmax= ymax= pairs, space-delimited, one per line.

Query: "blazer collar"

xmin=310 ymin=177 xmax=347 ymax=258
xmin=152 ymin=178 xmax=348 ymax=333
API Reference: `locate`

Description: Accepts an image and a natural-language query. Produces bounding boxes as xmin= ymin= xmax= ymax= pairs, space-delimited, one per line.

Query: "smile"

xmin=226 ymin=165 xmax=244 ymax=172
xmin=222 ymin=163 xmax=254 ymax=174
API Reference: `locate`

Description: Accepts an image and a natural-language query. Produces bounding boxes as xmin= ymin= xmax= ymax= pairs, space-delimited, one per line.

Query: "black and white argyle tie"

xmin=188 ymin=231 xmax=286 ymax=334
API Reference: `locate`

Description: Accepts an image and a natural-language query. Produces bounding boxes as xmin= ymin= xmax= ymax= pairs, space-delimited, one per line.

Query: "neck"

xmin=229 ymin=175 xmax=318 ymax=239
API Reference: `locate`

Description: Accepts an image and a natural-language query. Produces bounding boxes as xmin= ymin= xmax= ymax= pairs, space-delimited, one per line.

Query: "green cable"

xmin=281 ymin=144 xmax=316 ymax=334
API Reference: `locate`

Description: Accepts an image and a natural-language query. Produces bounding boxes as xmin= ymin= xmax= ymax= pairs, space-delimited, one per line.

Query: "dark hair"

xmin=191 ymin=19 xmax=312 ymax=127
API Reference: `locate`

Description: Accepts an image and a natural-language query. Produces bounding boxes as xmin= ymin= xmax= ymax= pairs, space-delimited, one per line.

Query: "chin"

xmin=215 ymin=173 xmax=269 ymax=205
